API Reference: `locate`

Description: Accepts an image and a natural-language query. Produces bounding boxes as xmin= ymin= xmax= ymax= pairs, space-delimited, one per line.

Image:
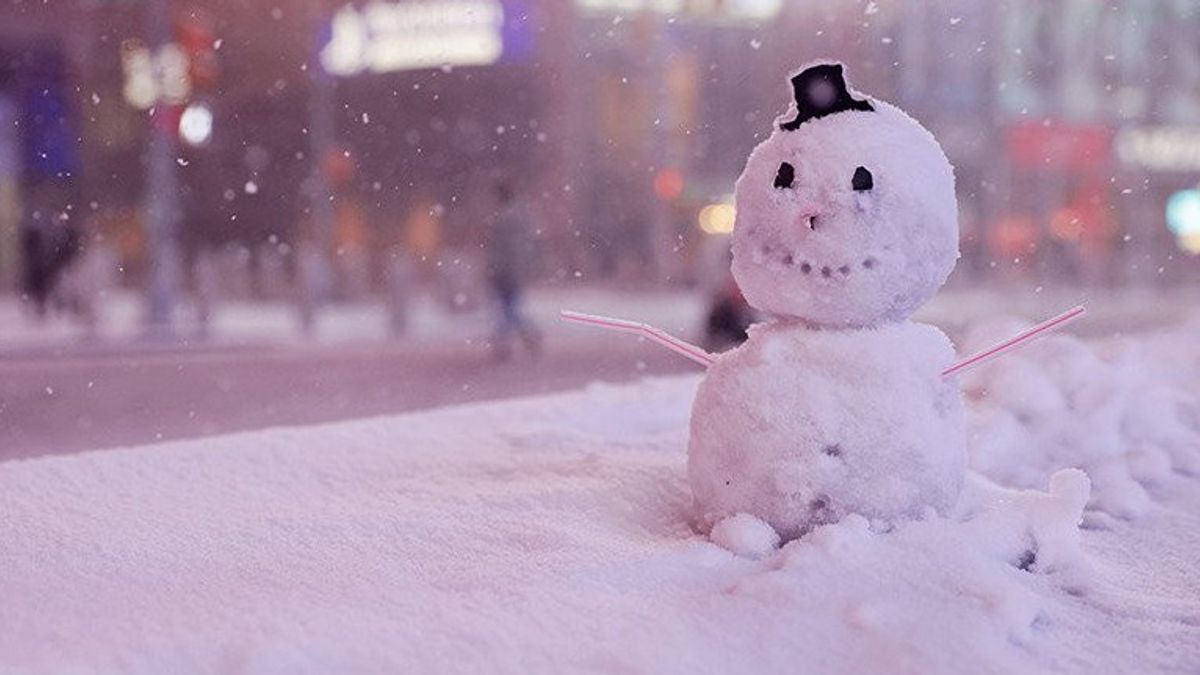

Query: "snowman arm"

xmin=942 ymin=304 xmax=1086 ymax=377
xmin=560 ymin=310 xmax=716 ymax=368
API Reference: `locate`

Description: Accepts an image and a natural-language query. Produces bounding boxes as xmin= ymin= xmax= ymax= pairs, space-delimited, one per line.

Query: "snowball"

xmin=709 ymin=513 xmax=781 ymax=559
xmin=688 ymin=320 xmax=966 ymax=541
xmin=730 ymin=75 xmax=957 ymax=328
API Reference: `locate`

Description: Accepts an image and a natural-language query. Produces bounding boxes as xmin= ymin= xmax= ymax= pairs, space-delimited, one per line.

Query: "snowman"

xmin=684 ymin=62 xmax=966 ymax=542
xmin=563 ymin=61 xmax=1082 ymax=545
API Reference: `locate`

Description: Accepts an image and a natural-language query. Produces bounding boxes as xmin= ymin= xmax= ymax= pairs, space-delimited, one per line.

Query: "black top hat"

xmin=779 ymin=63 xmax=874 ymax=131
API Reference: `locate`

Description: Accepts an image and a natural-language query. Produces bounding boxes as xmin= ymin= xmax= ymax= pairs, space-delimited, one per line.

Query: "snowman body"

xmin=687 ymin=63 xmax=967 ymax=539
xmin=689 ymin=321 xmax=965 ymax=540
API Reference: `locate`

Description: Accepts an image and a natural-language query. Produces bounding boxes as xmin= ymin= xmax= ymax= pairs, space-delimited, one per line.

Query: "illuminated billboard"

xmin=574 ymin=0 xmax=781 ymax=24
xmin=321 ymin=0 xmax=506 ymax=76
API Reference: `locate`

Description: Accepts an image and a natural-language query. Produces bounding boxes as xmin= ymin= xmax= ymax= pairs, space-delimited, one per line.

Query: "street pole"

xmin=144 ymin=0 xmax=182 ymax=333
xmin=298 ymin=7 xmax=338 ymax=336
xmin=310 ymin=53 xmax=336 ymax=257
xmin=645 ymin=10 xmax=679 ymax=284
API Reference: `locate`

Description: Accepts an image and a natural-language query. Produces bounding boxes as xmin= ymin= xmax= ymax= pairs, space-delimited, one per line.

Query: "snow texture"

xmin=2 ymin=321 xmax=1199 ymax=673
xmin=689 ymin=320 xmax=966 ymax=540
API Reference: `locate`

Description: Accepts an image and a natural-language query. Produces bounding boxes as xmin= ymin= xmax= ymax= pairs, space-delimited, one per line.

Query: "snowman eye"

xmin=852 ymin=166 xmax=873 ymax=191
xmin=773 ymin=162 xmax=795 ymax=189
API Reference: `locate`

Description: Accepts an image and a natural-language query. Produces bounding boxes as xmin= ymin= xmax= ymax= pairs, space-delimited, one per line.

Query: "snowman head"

xmin=731 ymin=62 xmax=959 ymax=328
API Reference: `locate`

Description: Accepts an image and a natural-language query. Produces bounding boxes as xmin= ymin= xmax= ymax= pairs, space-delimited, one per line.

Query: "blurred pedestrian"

xmin=191 ymin=248 xmax=221 ymax=339
xmin=386 ymin=248 xmax=415 ymax=338
xmin=295 ymin=236 xmax=333 ymax=338
xmin=704 ymin=273 xmax=753 ymax=352
xmin=19 ymin=184 xmax=79 ymax=318
xmin=485 ymin=181 xmax=541 ymax=361
xmin=700 ymin=236 xmax=755 ymax=352
xmin=55 ymin=230 xmax=117 ymax=339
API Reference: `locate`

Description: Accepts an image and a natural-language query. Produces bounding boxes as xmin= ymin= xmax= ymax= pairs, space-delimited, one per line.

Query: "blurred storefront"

xmin=0 ymin=76 xmax=18 ymax=291
xmin=0 ymin=13 xmax=88 ymax=293
xmin=565 ymin=0 xmax=879 ymax=284
xmin=312 ymin=0 xmax=851 ymax=288
xmin=317 ymin=0 xmax=548 ymax=292
xmin=1114 ymin=126 xmax=1200 ymax=278
xmin=892 ymin=0 xmax=1200 ymax=287
xmin=1 ymin=0 xmax=1196 ymax=302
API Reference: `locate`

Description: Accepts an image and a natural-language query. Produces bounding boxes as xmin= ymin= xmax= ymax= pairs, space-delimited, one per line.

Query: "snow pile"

xmin=962 ymin=317 xmax=1200 ymax=518
xmin=3 ymin=348 xmax=1199 ymax=672
xmin=953 ymin=469 xmax=1092 ymax=579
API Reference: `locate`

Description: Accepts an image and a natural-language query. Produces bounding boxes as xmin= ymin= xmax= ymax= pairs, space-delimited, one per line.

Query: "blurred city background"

xmin=1 ymin=0 xmax=1197 ymax=458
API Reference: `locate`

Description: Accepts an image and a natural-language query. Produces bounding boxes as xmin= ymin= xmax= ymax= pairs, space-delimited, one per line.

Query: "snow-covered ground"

xmin=0 ymin=286 xmax=709 ymax=354
xmin=1 ymin=283 xmax=1194 ymax=355
xmin=1 ymin=318 xmax=1198 ymax=673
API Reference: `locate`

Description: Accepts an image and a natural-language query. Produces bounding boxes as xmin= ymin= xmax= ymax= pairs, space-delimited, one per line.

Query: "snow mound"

xmin=954 ymin=469 xmax=1092 ymax=578
xmin=962 ymin=317 xmax=1200 ymax=518
xmin=2 ymin=324 xmax=1199 ymax=672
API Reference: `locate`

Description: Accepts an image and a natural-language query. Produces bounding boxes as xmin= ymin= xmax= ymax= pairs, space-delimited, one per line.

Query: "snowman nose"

xmin=795 ymin=207 xmax=820 ymax=231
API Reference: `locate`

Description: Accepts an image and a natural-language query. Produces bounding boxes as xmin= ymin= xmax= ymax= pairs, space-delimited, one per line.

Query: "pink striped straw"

xmin=560 ymin=310 xmax=716 ymax=367
xmin=941 ymin=304 xmax=1086 ymax=377
xmin=561 ymin=304 xmax=1085 ymax=378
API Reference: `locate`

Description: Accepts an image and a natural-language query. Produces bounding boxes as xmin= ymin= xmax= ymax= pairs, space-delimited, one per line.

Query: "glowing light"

xmin=574 ymin=0 xmax=782 ymax=23
xmin=1116 ymin=127 xmax=1200 ymax=172
xmin=157 ymin=44 xmax=192 ymax=104
xmin=121 ymin=40 xmax=157 ymax=109
xmin=1049 ymin=208 xmax=1084 ymax=241
xmin=321 ymin=0 xmax=505 ymax=76
xmin=121 ymin=39 xmax=193 ymax=109
xmin=989 ymin=216 xmax=1038 ymax=257
xmin=179 ymin=102 xmax=213 ymax=147
xmin=1180 ymin=232 xmax=1200 ymax=255
xmin=698 ymin=203 xmax=736 ymax=235
xmin=1166 ymin=189 xmax=1200 ymax=254
xmin=1166 ymin=189 xmax=1200 ymax=236
xmin=653 ymin=168 xmax=684 ymax=200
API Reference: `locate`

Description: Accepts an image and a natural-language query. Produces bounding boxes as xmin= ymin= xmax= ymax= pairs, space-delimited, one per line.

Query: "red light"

xmin=654 ymin=168 xmax=684 ymax=201
xmin=1050 ymin=207 xmax=1084 ymax=241
xmin=989 ymin=216 xmax=1038 ymax=256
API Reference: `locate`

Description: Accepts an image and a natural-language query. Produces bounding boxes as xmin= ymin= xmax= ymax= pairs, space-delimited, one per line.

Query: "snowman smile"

xmin=755 ymin=241 xmax=880 ymax=280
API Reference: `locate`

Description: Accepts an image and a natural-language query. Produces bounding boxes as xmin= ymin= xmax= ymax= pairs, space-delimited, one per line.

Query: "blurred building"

xmin=0 ymin=6 xmax=91 ymax=292
xmin=890 ymin=0 xmax=1200 ymax=286
xmin=0 ymin=0 xmax=1195 ymax=302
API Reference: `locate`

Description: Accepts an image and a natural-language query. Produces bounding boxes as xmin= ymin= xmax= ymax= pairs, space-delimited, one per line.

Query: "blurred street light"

xmin=698 ymin=203 xmax=735 ymax=236
xmin=1166 ymin=189 xmax=1200 ymax=255
xmin=653 ymin=167 xmax=684 ymax=201
xmin=120 ymin=39 xmax=191 ymax=110
xmin=178 ymin=101 xmax=213 ymax=147
xmin=143 ymin=0 xmax=184 ymax=332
